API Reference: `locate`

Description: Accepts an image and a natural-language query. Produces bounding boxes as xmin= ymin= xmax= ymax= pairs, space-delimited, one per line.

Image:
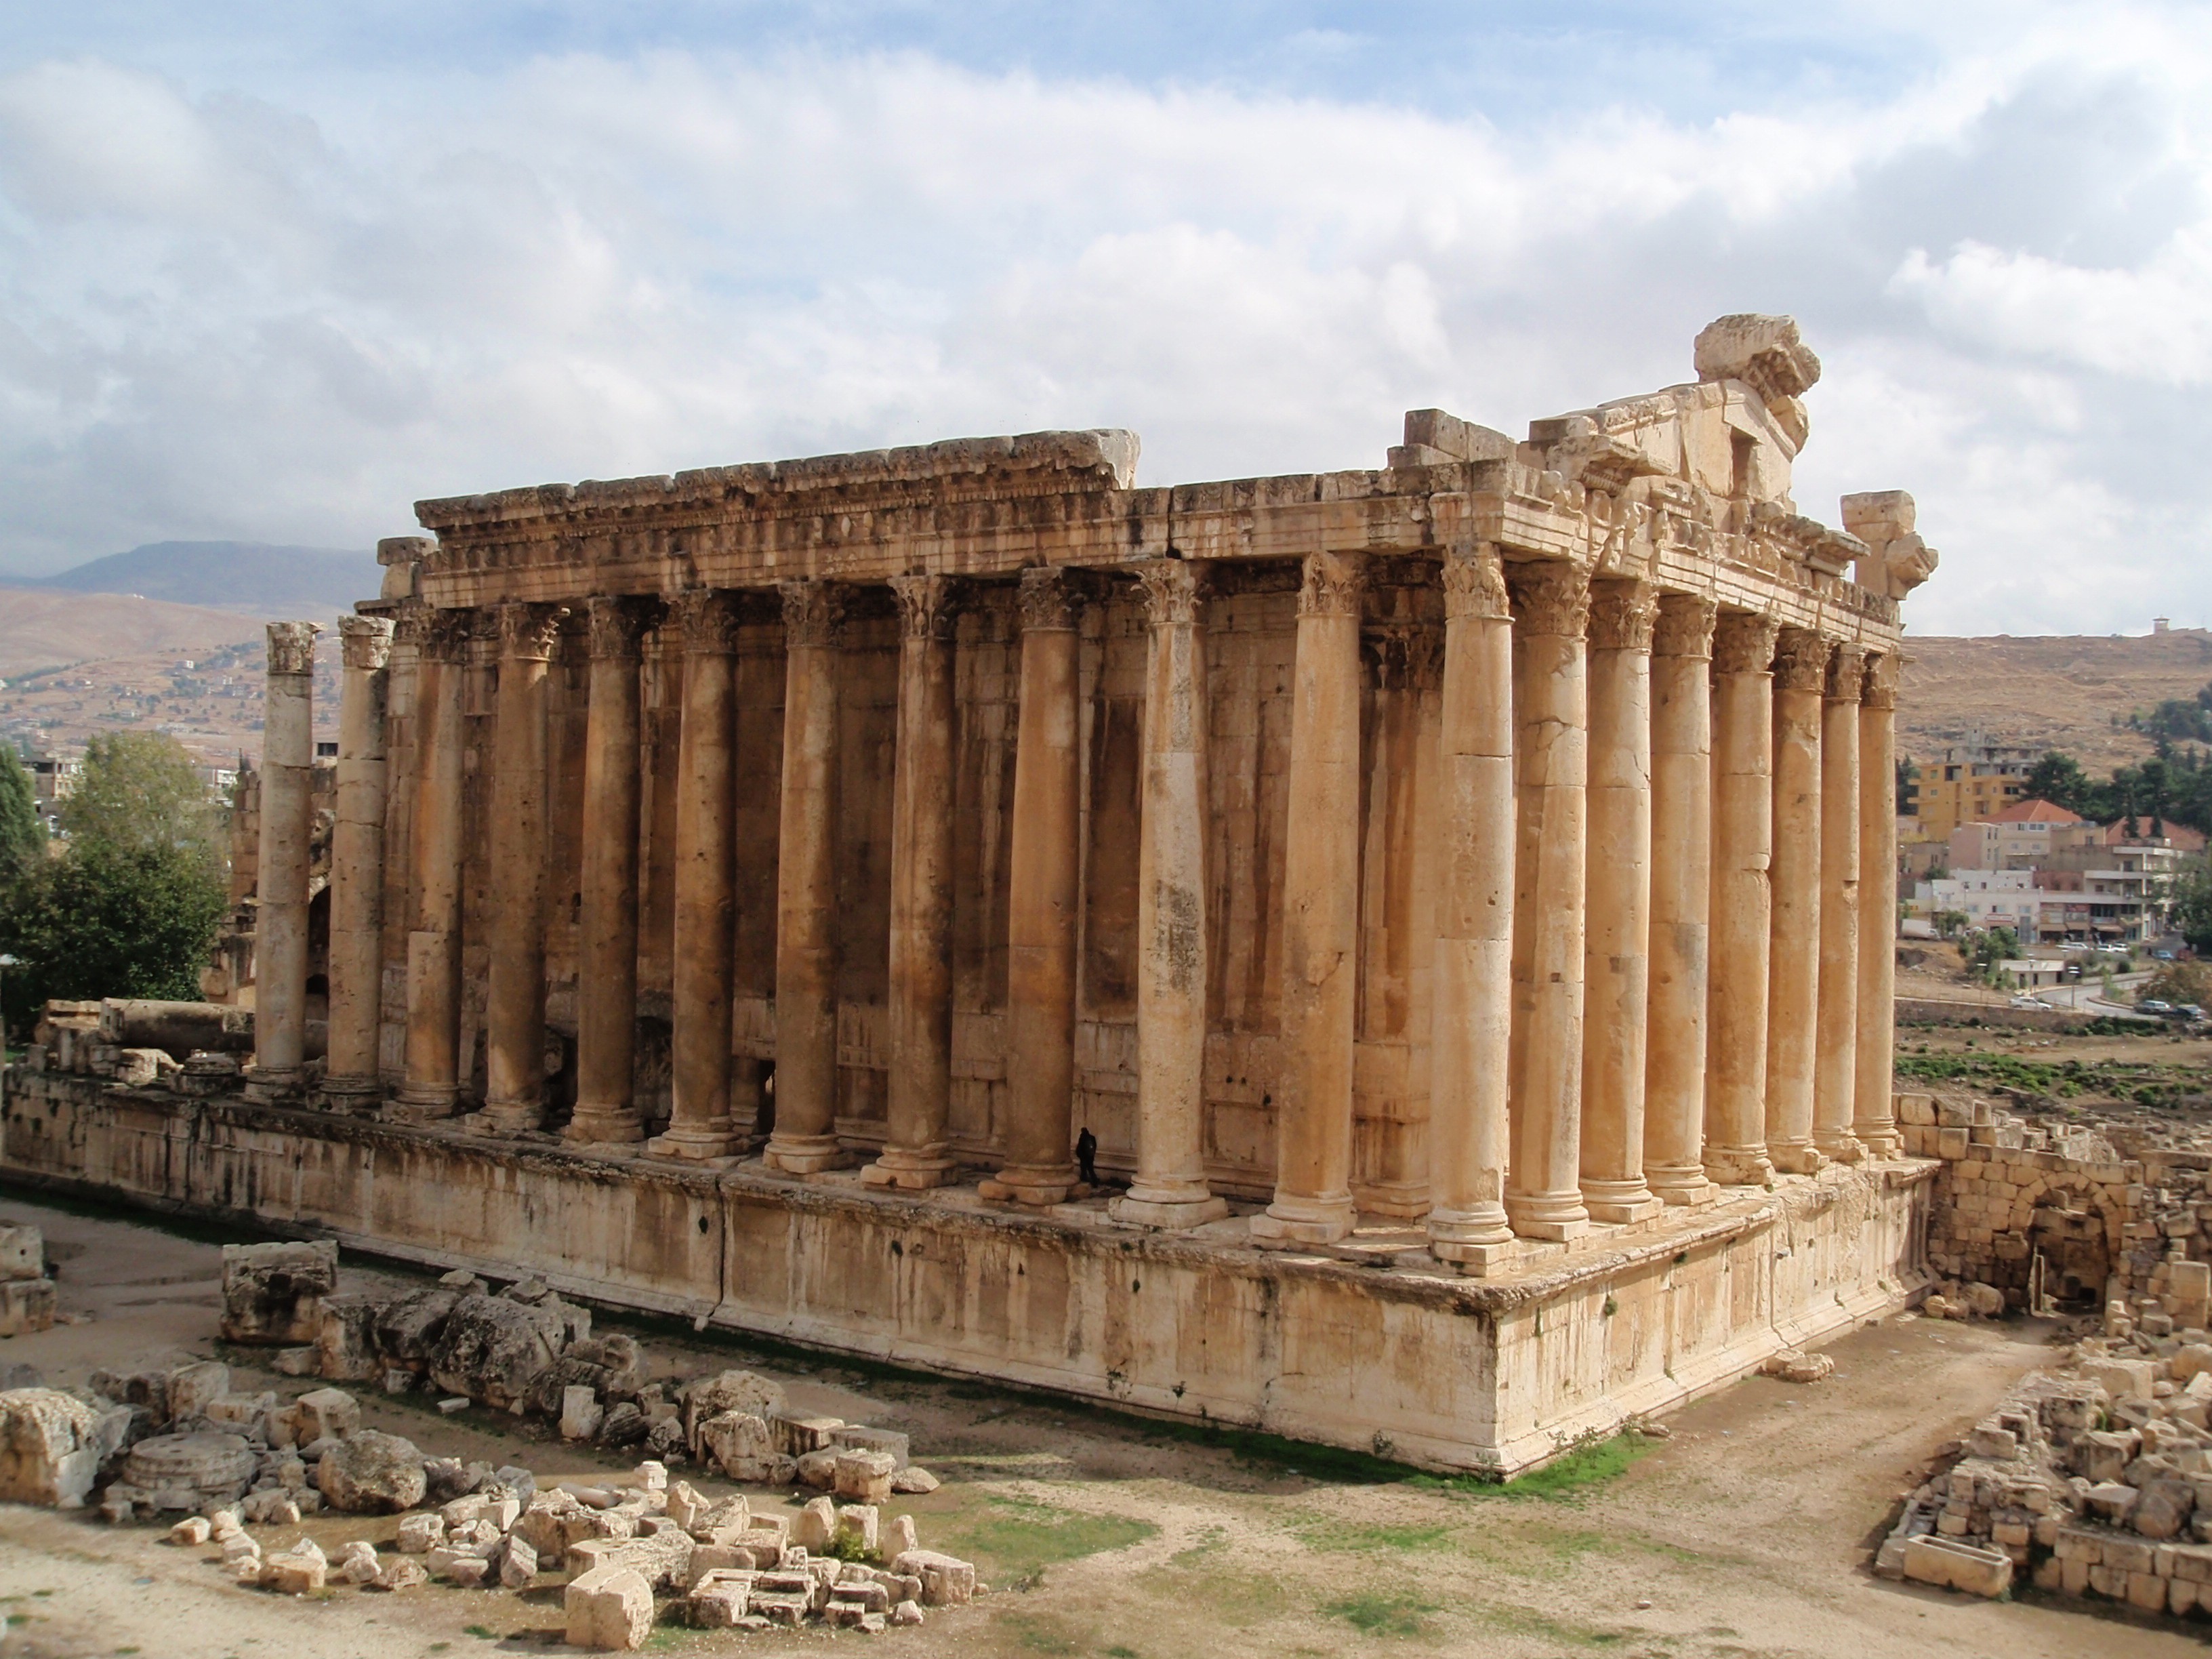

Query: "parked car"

xmin=2177 ymin=1004 xmax=2206 ymax=1023
xmin=2141 ymin=999 xmax=2173 ymax=1015
xmin=2156 ymin=949 xmax=2177 ymax=961
xmin=2009 ymin=996 xmax=2045 ymax=1010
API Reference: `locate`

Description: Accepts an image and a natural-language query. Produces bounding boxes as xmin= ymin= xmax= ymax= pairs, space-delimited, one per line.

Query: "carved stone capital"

xmin=1441 ymin=543 xmax=1510 ymax=623
xmin=1133 ymin=559 xmax=1208 ymax=629
xmin=1296 ymin=550 xmax=1367 ymax=619
xmin=266 ymin=620 xmax=321 ymax=677
xmin=422 ymin=609 xmax=474 ymax=662
xmin=1712 ymin=611 xmax=1782 ymax=676
xmin=780 ymin=580 xmax=846 ymax=649
xmin=390 ymin=603 xmax=432 ymax=651
xmin=889 ymin=573 xmax=958 ymax=644
xmin=1771 ymin=626 xmax=1832 ymax=693
xmin=1652 ymin=593 xmax=1718 ymax=659
xmin=499 ymin=602 xmax=567 ymax=661
xmin=1589 ymin=580 xmax=1659 ymax=653
xmin=672 ymin=590 xmax=740 ymax=655
xmin=587 ymin=595 xmax=647 ymax=661
xmin=1825 ymin=642 xmax=1866 ymax=703
xmin=1862 ymin=651 xmax=1900 ymax=711
xmin=337 ymin=614 xmax=394 ymax=672
xmin=1017 ymin=567 xmax=1079 ymax=632
xmin=1505 ymin=560 xmax=1591 ymax=640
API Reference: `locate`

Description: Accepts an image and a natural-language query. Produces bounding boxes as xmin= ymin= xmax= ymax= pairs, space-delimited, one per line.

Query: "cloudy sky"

xmin=1 ymin=3 xmax=2207 ymax=634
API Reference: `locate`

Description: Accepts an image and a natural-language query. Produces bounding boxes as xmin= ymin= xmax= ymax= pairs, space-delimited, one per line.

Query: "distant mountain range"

xmin=2 ymin=541 xmax=380 ymax=621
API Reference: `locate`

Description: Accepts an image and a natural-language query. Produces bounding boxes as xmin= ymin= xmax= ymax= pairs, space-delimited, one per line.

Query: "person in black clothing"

xmin=1075 ymin=1125 xmax=1099 ymax=1188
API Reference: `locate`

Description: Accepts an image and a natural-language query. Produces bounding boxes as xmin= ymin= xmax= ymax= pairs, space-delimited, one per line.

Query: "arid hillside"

xmin=0 ymin=590 xmax=268 ymax=679
xmin=1899 ymin=628 xmax=2212 ymax=770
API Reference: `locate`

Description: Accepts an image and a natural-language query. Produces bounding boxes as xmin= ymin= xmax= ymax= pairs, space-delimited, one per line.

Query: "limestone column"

xmin=396 ymin=611 xmax=468 ymax=1118
xmin=864 ymin=574 xmax=959 ymax=1190
xmin=1504 ymin=560 xmax=1591 ymax=1241
xmin=765 ymin=580 xmax=848 ymax=1175
xmin=249 ymin=619 xmax=319 ymax=1096
xmin=1579 ymin=580 xmax=1663 ymax=1223
xmin=650 ymin=591 xmax=740 ymax=1161
xmin=1706 ymin=611 xmax=1780 ymax=1186
xmin=1815 ymin=645 xmax=1866 ymax=1162
xmin=1253 ymin=550 xmax=1366 ymax=1245
xmin=480 ymin=602 xmax=562 ymax=1135
xmin=323 ymin=614 xmax=394 ymax=1109
xmin=1764 ymin=627 xmax=1829 ymax=1174
xmin=987 ymin=568 xmax=1084 ymax=1205
xmin=1110 ymin=560 xmax=1228 ymax=1229
xmin=1643 ymin=595 xmax=1717 ymax=1206
xmin=568 ymin=596 xmax=647 ymax=1144
xmin=1427 ymin=544 xmax=1517 ymax=1269
xmin=1854 ymin=652 xmax=1904 ymax=1156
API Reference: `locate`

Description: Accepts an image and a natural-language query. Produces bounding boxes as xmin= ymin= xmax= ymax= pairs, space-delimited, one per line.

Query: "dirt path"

xmin=0 ymin=1192 xmax=2194 ymax=1658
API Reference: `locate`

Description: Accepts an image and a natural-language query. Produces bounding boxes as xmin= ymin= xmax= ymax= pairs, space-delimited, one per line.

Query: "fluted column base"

xmin=1645 ymin=1162 xmax=1717 ymax=1208
xmin=1249 ymin=1191 xmax=1355 ymax=1246
xmin=647 ymin=1124 xmax=735 ymax=1162
xmin=1427 ymin=1204 xmax=1514 ymax=1272
xmin=763 ymin=1133 xmax=850 ymax=1175
xmin=565 ymin=1104 xmax=644 ymax=1145
xmin=862 ymin=1144 xmax=955 ymax=1189
xmin=1580 ymin=1179 xmax=1664 ymax=1225
xmin=1704 ymin=1145 xmax=1776 ymax=1187
xmin=1504 ymin=1190 xmax=1589 ymax=1242
xmin=979 ymin=1162 xmax=1078 ymax=1206
xmin=1109 ymin=1180 xmax=1228 ymax=1231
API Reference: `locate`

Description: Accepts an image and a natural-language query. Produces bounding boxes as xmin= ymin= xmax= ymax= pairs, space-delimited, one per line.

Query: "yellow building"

xmin=1901 ymin=739 xmax=2032 ymax=842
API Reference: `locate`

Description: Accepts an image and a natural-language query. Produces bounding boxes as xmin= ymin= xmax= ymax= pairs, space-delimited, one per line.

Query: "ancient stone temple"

xmin=4 ymin=316 xmax=1944 ymax=1474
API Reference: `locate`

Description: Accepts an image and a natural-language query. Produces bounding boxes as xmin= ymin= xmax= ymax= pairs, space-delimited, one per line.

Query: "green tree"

xmin=0 ymin=745 xmax=42 ymax=880
xmin=2022 ymin=752 xmax=2091 ymax=816
xmin=60 ymin=731 xmax=220 ymax=870
xmin=0 ymin=842 xmax=226 ymax=1036
xmin=2175 ymin=861 xmax=2212 ymax=956
xmin=1965 ymin=926 xmax=2022 ymax=984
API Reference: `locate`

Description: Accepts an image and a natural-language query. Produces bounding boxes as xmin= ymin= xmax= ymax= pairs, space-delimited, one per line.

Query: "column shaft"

xmin=569 ymin=597 xmax=647 ymax=1143
xmin=1643 ymin=596 xmax=1716 ymax=1206
xmin=1854 ymin=654 xmax=1903 ymax=1155
xmin=1815 ymin=646 xmax=1866 ymax=1161
xmin=480 ymin=603 xmax=561 ymax=1134
xmin=766 ymin=581 xmax=848 ymax=1174
xmin=249 ymin=620 xmax=319 ymax=1094
xmin=1505 ymin=560 xmax=1591 ymax=1241
xmin=989 ymin=569 xmax=1084 ymax=1204
xmin=1706 ymin=612 xmax=1779 ymax=1185
xmin=325 ymin=615 xmax=394 ymax=1106
xmin=1580 ymin=581 xmax=1662 ymax=1223
xmin=397 ymin=611 xmax=467 ymax=1117
xmin=1111 ymin=560 xmax=1228 ymax=1229
xmin=651 ymin=592 xmax=740 ymax=1160
xmin=1254 ymin=550 xmax=1366 ymax=1245
xmin=865 ymin=575 xmax=958 ymax=1189
xmin=1427 ymin=545 xmax=1516 ymax=1268
xmin=1764 ymin=627 xmax=1828 ymax=1174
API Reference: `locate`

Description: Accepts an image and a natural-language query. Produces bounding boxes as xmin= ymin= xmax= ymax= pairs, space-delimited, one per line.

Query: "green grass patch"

xmin=1324 ymin=1592 xmax=1439 ymax=1637
xmin=462 ymin=1626 xmax=498 ymax=1640
xmin=932 ymin=1494 xmax=1158 ymax=1586
xmin=1408 ymin=1431 xmax=1650 ymax=1500
xmin=1290 ymin=1516 xmax=1457 ymax=1553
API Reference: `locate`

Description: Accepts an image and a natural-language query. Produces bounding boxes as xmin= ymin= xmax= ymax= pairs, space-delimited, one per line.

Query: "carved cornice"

xmin=672 ymin=590 xmax=740 ymax=655
xmin=1825 ymin=642 xmax=1866 ymax=703
xmin=1712 ymin=611 xmax=1782 ymax=676
xmin=587 ymin=594 xmax=648 ymax=661
xmin=1652 ymin=593 xmax=1718 ymax=659
xmin=499 ymin=601 xmax=567 ymax=660
xmin=889 ymin=573 xmax=957 ymax=644
xmin=1862 ymin=651 xmax=1899 ymax=711
xmin=1017 ymin=567 xmax=1080 ymax=632
xmin=780 ymin=580 xmax=846 ymax=649
xmin=1133 ymin=559 xmax=1208 ymax=629
xmin=1505 ymin=560 xmax=1591 ymax=640
xmin=266 ymin=621 xmax=321 ymax=677
xmin=1771 ymin=626 xmax=1832 ymax=693
xmin=337 ymin=614 xmax=394 ymax=672
xmin=1589 ymin=580 xmax=1660 ymax=653
xmin=1296 ymin=550 xmax=1368 ymax=619
xmin=1440 ymin=543 xmax=1510 ymax=623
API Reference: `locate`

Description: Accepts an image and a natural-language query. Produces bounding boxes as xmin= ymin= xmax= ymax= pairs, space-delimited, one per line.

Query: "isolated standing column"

xmin=1853 ymin=653 xmax=1904 ymax=1157
xmin=651 ymin=590 xmax=740 ymax=1161
xmin=1111 ymin=559 xmax=1228 ymax=1229
xmin=568 ymin=596 xmax=647 ymax=1145
xmin=323 ymin=613 xmax=394 ymax=1109
xmin=249 ymin=619 xmax=319 ymax=1096
xmin=1705 ymin=611 xmax=1780 ymax=1187
xmin=1254 ymin=550 xmax=1366 ymax=1245
xmin=1579 ymin=579 xmax=1663 ymax=1223
xmin=1504 ymin=559 xmax=1592 ymax=1241
xmin=396 ymin=610 xmax=468 ymax=1118
xmin=1427 ymin=544 xmax=1517 ymax=1269
xmin=480 ymin=602 xmax=562 ymax=1135
xmin=766 ymin=579 xmax=848 ymax=1175
xmin=1814 ymin=644 xmax=1866 ymax=1162
xmin=865 ymin=574 xmax=959 ymax=1189
xmin=1643 ymin=594 xmax=1717 ymax=1206
xmin=1764 ymin=626 xmax=1828 ymax=1174
xmin=989 ymin=568 xmax=1084 ymax=1205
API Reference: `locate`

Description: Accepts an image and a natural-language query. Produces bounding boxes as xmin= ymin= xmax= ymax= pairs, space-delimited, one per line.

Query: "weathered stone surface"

xmin=218 ymin=1239 xmax=338 ymax=1345
xmin=682 ymin=1370 xmax=787 ymax=1449
xmin=428 ymin=1293 xmax=567 ymax=1412
xmin=317 ymin=1429 xmax=428 ymax=1513
xmin=834 ymin=1450 xmax=897 ymax=1504
xmin=699 ymin=1410 xmax=775 ymax=1479
xmin=261 ymin=1537 xmax=327 ymax=1595
xmin=314 ymin=1296 xmax=382 ymax=1381
xmin=567 ymin=1563 xmax=655 ymax=1651
xmin=120 ymin=1431 xmax=255 ymax=1507
xmin=373 ymin=1286 xmax=459 ymax=1368
xmin=891 ymin=1549 xmax=977 ymax=1607
xmin=0 ymin=1225 xmax=43 ymax=1281
xmin=529 ymin=1334 xmax=647 ymax=1416
xmin=0 ymin=1278 xmax=57 ymax=1336
xmin=373 ymin=1557 xmax=430 ymax=1591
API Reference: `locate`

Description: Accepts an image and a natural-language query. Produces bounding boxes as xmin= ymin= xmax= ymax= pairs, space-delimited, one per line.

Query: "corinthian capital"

xmin=672 ymin=590 xmax=740 ymax=655
xmin=1862 ymin=651 xmax=1900 ymax=710
xmin=587 ymin=595 xmax=647 ymax=661
xmin=780 ymin=581 xmax=846 ymax=649
xmin=1712 ymin=611 xmax=1782 ymax=676
xmin=1652 ymin=593 xmax=1718 ymax=659
xmin=889 ymin=573 xmax=958 ymax=644
xmin=266 ymin=620 xmax=321 ymax=677
xmin=1440 ymin=543 xmax=1509 ymax=623
xmin=1588 ymin=580 xmax=1659 ymax=653
xmin=499 ymin=602 xmax=567 ymax=661
xmin=1133 ymin=558 xmax=1208 ymax=628
xmin=1824 ymin=642 xmax=1866 ymax=703
xmin=1017 ymin=567 xmax=1080 ymax=632
xmin=337 ymin=614 xmax=394 ymax=672
xmin=1505 ymin=560 xmax=1591 ymax=640
xmin=1296 ymin=550 xmax=1367 ymax=619
xmin=1771 ymin=626 xmax=1832 ymax=693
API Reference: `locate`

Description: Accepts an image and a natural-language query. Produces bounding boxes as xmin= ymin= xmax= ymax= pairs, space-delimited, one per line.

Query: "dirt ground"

xmin=0 ymin=1191 xmax=2198 ymax=1659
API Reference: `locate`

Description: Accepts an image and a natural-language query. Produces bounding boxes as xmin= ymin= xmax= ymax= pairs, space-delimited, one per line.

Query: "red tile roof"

xmin=1990 ymin=798 xmax=2083 ymax=825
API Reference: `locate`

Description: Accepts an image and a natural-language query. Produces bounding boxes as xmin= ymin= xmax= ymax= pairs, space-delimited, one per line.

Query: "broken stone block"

xmin=834 ymin=1450 xmax=897 ymax=1504
xmin=0 ymin=1225 xmax=43 ymax=1281
xmin=2137 ymin=1480 xmax=2196 ymax=1540
xmin=829 ymin=1425 xmax=909 ymax=1469
xmin=396 ymin=1513 xmax=445 ymax=1553
xmin=699 ymin=1410 xmax=775 ymax=1479
xmin=770 ymin=1414 xmax=845 ymax=1458
xmin=316 ymin=1429 xmax=428 ymax=1513
xmin=566 ymin=1563 xmax=657 ymax=1651
xmin=272 ymin=1347 xmax=319 ymax=1377
xmin=168 ymin=1515 xmax=212 ymax=1546
xmin=562 ymin=1385 xmax=605 ymax=1443
xmin=1902 ymin=1534 xmax=2011 ymax=1597
xmin=885 ymin=1513 xmax=919 ymax=1558
xmin=890 ymin=1466 xmax=939 ymax=1496
xmin=796 ymin=1448 xmax=840 ymax=1489
xmin=427 ymin=1292 xmax=567 ymax=1413
xmin=596 ymin=1402 xmax=648 ymax=1448
xmin=371 ymin=1557 xmax=428 ymax=1591
xmin=241 ymin=1489 xmax=301 ymax=1525
xmin=262 ymin=1538 xmax=327 ymax=1595
xmin=2084 ymin=1357 xmax=2156 ymax=1402
xmin=529 ymin=1334 xmax=648 ymax=1417
xmin=890 ymin=1599 xmax=923 ymax=1626
xmin=687 ymin=1495 xmax=752 ymax=1546
xmin=682 ymin=1370 xmax=787 ymax=1450
xmin=2085 ymin=1481 xmax=2141 ymax=1524
xmin=334 ymin=1541 xmax=380 ymax=1585
xmin=500 ymin=1535 xmax=539 ymax=1588
xmin=380 ymin=1368 xmax=413 ymax=1395
xmin=891 ymin=1549 xmax=977 ymax=1607
xmin=0 ymin=1277 xmax=58 ymax=1336
xmin=218 ymin=1240 xmax=339 ymax=1346
xmin=689 ymin=1567 xmax=756 ymax=1626
xmin=793 ymin=1495 xmax=838 ymax=1553
xmin=287 ymin=1387 xmax=360 ymax=1445
xmin=836 ymin=1504 xmax=880 ymax=1559
xmin=314 ymin=1296 xmax=382 ymax=1382
xmin=165 ymin=1361 xmax=228 ymax=1425
xmin=1760 ymin=1348 xmax=1834 ymax=1384
xmin=443 ymin=1555 xmax=492 ymax=1588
